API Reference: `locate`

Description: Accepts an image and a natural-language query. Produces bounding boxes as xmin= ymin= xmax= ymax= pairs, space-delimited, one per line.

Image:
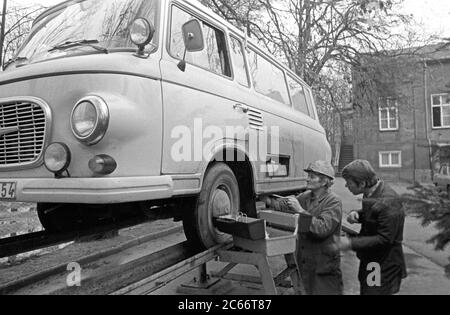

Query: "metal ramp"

xmin=179 ymin=211 xmax=306 ymax=295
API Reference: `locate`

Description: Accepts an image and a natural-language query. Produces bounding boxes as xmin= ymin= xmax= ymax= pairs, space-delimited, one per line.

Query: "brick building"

xmin=340 ymin=43 xmax=450 ymax=182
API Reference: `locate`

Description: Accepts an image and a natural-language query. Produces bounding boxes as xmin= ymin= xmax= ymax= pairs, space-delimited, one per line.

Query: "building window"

xmin=432 ymin=94 xmax=450 ymax=128
xmin=379 ymin=151 xmax=402 ymax=168
xmin=379 ymin=99 xmax=399 ymax=131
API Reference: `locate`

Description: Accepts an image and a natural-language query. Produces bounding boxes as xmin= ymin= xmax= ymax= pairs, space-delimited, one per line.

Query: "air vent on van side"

xmin=248 ymin=109 xmax=264 ymax=131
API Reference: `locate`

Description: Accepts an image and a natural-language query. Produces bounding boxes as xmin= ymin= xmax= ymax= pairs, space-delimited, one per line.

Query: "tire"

xmin=37 ymin=203 xmax=144 ymax=233
xmin=447 ymin=186 xmax=450 ymax=199
xmin=37 ymin=203 xmax=90 ymax=232
xmin=183 ymin=163 xmax=240 ymax=249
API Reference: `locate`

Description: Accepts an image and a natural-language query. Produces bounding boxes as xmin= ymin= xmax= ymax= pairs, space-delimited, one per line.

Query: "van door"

xmin=160 ymin=4 xmax=248 ymax=177
xmin=245 ymin=48 xmax=305 ymax=193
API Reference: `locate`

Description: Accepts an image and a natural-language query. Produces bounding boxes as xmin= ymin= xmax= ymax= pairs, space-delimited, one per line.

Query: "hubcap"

xmin=211 ymin=186 xmax=231 ymax=218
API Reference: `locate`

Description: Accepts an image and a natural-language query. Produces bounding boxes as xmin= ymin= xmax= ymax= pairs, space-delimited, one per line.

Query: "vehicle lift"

xmin=179 ymin=210 xmax=306 ymax=295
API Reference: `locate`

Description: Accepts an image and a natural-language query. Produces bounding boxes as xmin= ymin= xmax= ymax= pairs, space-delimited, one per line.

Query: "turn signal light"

xmin=89 ymin=155 xmax=117 ymax=175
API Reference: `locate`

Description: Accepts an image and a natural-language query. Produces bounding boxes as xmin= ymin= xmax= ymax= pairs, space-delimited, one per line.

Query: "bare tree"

xmin=201 ymin=0 xmax=423 ymax=84
xmin=0 ymin=1 xmax=46 ymax=69
xmin=0 ymin=0 xmax=8 ymax=66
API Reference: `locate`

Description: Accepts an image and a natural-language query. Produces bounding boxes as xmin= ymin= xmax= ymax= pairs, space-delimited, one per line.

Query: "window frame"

xmin=379 ymin=98 xmax=399 ymax=132
xmin=305 ymin=86 xmax=318 ymax=120
xmin=286 ymin=74 xmax=311 ymax=117
xmin=431 ymin=93 xmax=450 ymax=129
xmin=247 ymin=46 xmax=291 ymax=107
xmin=229 ymin=34 xmax=250 ymax=88
xmin=379 ymin=151 xmax=402 ymax=168
xmin=441 ymin=165 xmax=449 ymax=176
xmin=167 ymin=3 xmax=234 ymax=81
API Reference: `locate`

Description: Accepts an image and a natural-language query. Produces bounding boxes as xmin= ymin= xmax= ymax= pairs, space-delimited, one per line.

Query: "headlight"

xmin=71 ymin=96 xmax=109 ymax=145
xmin=44 ymin=143 xmax=71 ymax=175
xmin=130 ymin=18 xmax=155 ymax=47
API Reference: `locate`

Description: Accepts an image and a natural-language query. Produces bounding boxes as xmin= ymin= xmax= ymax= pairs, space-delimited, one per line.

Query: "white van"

xmin=0 ymin=0 xmax=331 ymax=248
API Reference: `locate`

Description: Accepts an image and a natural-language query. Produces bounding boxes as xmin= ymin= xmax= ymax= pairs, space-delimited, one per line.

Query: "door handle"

xmin=234 ymin=103 xmax=249 ymax=113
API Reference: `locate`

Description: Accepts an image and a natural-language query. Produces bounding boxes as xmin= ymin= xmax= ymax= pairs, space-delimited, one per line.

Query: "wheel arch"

xmin=198 ymin=142 xmax=258 ymax=217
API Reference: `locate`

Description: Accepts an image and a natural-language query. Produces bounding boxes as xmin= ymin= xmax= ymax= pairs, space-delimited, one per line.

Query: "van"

xmin=0 ymin=0 xmax=331 ymax=249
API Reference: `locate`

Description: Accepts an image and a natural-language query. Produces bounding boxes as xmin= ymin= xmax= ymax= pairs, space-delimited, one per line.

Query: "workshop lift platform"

xmin=179 ymin=211 xmax=306 ymax=295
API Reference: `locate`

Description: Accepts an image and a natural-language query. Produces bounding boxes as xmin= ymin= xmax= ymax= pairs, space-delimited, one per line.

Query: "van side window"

xmin=229 ymin=36 xmax=249 ymax=87
xmin=248 ymin=49 xmax=290 ymax=105
xmin=305 ymin=88 xmax=317 ymax=120
xmin=287 ymin=75 xmax=310 ymax=116
xmin=170 ymin=6 xmax=231 ymax=77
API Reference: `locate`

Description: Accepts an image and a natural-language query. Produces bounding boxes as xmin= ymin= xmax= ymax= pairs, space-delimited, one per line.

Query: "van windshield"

xmin=14 ymin=0 xmax=159 ymax=65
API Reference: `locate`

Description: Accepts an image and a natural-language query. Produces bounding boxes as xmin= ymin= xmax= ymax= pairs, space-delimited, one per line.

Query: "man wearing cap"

xmin=339 ymin=160 xmax=407 ymax=295
xmin=265 ymin=160 xmax=343 ymax=295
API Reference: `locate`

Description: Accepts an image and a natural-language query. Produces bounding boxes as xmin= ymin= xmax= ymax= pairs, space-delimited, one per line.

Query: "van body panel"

xmin=0 ymin=53 xmax=162 ymax=85
xmin=160 ymin=58 xmax=249 ymax=174
xmin=16 ymin=176 xmax=173 ymax=204
xmin=0 ymin=55 xmax=164 ymax=180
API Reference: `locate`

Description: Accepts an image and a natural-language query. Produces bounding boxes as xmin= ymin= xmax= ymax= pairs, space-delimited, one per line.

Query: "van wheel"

xmin=183 ymin=163 xmax=240 ymax=249
xmin=37 ymin=203 xmax=144 ymax=233
xmin=38 ymin=204 xmax=87 ymax=232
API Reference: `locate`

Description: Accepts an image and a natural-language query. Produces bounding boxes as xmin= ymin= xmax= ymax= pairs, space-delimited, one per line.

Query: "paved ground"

xmin=156 ymin=179 xmax=450 ymax=295
xmin=1 ymin=180 xmax=449 ymax=295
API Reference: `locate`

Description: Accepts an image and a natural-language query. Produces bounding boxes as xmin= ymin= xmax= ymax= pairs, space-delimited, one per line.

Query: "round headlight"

xmin=44 ymin=143 xmax=71 ymax=174
xmin=71 ymin=96 xmax=109 ymax=145
xmin=130 ymin=18 xmax=155 ymax=47
xmin=72 ymin=101 xmax=97 ymax=137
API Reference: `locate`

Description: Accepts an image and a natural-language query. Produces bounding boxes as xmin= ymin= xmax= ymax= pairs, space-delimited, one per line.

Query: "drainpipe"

xmin=411 ymin=80 xmax=417 ymax=183
xmin=423 ymin=60 xmax=434 ymax=180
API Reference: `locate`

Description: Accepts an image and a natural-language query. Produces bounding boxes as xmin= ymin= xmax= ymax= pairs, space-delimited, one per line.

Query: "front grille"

xmin=0 ymin=101 xmax=47 ymax=167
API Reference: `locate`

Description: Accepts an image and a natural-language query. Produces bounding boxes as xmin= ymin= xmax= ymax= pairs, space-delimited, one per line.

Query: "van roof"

xmin=33 ymin=0 xmax=307 ymax=87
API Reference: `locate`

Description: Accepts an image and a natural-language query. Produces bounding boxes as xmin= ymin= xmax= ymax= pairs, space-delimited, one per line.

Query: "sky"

xmin=9 ymin=0 xmax=450 ymax=38
xmin=400 ymin=0 xmax=450 ymax=38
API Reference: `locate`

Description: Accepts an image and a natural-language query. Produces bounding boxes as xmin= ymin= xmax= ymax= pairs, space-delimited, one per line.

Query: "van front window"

xmin=15 ymin=0 xmax=159 ymax=64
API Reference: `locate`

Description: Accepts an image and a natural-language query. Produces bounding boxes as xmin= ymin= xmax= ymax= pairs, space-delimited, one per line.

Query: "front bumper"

xmin=13 ymin=176 xmax=174 ymax=204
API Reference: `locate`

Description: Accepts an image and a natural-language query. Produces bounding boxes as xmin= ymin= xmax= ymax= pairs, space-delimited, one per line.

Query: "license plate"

xmin=0 ymin=182 xmax=16 ymax=200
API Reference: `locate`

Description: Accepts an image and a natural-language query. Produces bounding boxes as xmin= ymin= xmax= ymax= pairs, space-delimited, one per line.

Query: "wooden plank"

xmin=218 ymin=250 xmax=262 ymax=265
xmin=216 ymin=273 xmax=262 ymax=285
xmin=213 ymin=263 xmax=237 ymax=278
xmin=256 ymin=255 xmax=278 ymax=295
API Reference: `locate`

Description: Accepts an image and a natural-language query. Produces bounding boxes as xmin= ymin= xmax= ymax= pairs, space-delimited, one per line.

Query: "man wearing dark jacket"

xmin=340 ymin=160 xmax=407 ymax=295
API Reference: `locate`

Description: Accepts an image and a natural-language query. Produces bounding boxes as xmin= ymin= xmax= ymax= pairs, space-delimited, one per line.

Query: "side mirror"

xmin=178 ymin=19 xmax=204 ymax=72
xmin=130 ymin=18 xmax=156 ymax=56
xmin=182 ymin=19 xmax=204 ymax=52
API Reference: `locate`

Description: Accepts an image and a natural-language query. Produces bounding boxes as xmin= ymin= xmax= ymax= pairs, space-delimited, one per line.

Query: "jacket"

xmin=351 ymin=180 xmax=407 ymax=295
xmin=272 ymin=190 xmax=343 ymax=295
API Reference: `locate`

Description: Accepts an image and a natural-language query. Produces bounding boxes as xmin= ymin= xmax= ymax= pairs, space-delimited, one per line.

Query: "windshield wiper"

xmin=48 ymin=39 xmax=109 ymax=54
xmin=3 ymin=56 xmax=29 ymax=70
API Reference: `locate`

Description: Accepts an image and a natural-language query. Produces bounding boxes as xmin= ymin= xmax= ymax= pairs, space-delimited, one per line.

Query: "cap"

xmin=304 ymin=160 xmax=335 ymax=180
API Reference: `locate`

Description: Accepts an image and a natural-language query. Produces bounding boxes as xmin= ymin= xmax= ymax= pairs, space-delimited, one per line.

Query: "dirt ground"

xmin=0 ymin=203 xmax=40 ymax=238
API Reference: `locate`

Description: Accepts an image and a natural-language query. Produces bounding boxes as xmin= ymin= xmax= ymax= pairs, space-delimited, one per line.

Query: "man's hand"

xmin=286 ymin=197 xmax=307 ymax=214
xmin=347 ymin=211 xmax=360 ymax=224
xmin=326 ymin=237 xmax=353 ymax=253
xmin=338 ymin=237 xmax=353 ymax=251
xmin=261 ymin=195 xmax=273 ymax=209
